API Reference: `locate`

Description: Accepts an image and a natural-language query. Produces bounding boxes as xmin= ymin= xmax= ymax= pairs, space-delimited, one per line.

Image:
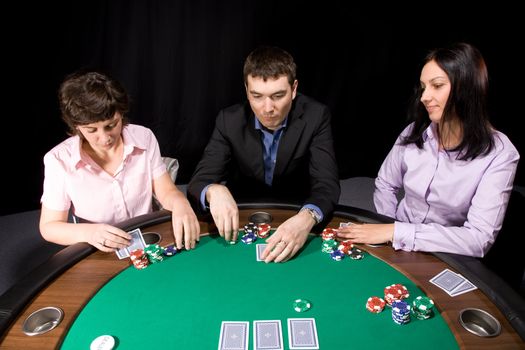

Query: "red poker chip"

xmin=257 ymin=224 xmax=271 ymax=238
xmin=321 ymin=227 xmax=336 ymax=241
xmin=366 ymin=296 xmax=386 ymax=313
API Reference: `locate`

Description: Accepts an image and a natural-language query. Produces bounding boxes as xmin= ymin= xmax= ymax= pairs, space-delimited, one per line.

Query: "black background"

xmin=2 ymin=1 xmax=523 ymax=216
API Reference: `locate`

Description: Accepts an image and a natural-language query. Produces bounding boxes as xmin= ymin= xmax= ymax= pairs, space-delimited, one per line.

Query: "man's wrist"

xmin=300 ymin=207 xmax=321 ymax=225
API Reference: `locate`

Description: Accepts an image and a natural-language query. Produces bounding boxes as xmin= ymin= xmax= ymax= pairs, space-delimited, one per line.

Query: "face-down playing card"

xmin=218 ymin=321 xmax=249 ymax=350
xmin=287 ymin=318 xmax=319 ymax=349
xmin=253 ymin=320 xmax=283 ymax=350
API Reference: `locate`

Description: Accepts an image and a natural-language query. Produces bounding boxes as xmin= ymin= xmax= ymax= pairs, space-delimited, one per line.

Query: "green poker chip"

xmin=293 ymin=299 xmax=312 ymax=312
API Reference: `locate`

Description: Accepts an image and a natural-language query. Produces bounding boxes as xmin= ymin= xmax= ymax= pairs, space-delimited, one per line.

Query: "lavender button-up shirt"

xmin=374 ymin=122 xmax=519 ymax=257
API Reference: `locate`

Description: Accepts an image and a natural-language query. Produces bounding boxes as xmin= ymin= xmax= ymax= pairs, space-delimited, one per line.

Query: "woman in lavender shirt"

xmin=337 ymin=43 xmax=519 ymax=257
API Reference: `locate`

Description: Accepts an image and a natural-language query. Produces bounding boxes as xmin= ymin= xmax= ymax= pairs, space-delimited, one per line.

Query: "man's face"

xmin=245 ymin=75 xmax=297 ymax=130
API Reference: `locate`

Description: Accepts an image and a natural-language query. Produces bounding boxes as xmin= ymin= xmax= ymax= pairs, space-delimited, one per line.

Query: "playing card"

xmin=218 ymin=321 xmax=249 ymax=350
xmin=429 ymin=269 xmax=466 ymax=293
xmin=116 ymin=247 xmax=129 ymax=259
xmin=287 ymin=318 xmax=319 ymax=349
xmin=253 ymin=320 xmax=283 ymax=350
xmin=338 ymin=222 xmax=354 ymax=228
xmin=450 ymin=279 xmax=478 ymax=296
xmin=116 ymin=228 xmax=146 ymax=259
xmin=256 ymin=244 xmax=268 ymax=261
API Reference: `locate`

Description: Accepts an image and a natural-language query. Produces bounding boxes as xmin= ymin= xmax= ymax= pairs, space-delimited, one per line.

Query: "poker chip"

xmin=321 ymin=239 xmax=337 ymax=253
xmin=256 ymin=223 xmax=271 ymax=238
xmin=366 ymin=296 xmax=386 ymax=313
xmin=348 ymin=247 xmax=364 ymax=260
xmin=90 ymin=335 xmax=115 ymax=350
xmin=391 ymin=300 xmax=411 ymax=325
xmin=241 ymin=232 xmax=257 ymax=244
xmin=293 ymin=299 xmax=312 ymax=312
xmin=412 ymin=295 xmax=435 ymax=320
xmin=144 ymin=244 xmax=165 ymax=263
xmin=383 ymin=283 xmax=409 ymax=306
xmin=321 ymin=227 xmax=337 ymax=241
xmin=337 ymin=240 xmax=354 ymax=255
xmin=330 ymin=250 xmax=345 ymax=261
xmin=162 ymin=244 xmax=178 ymax=256
xmin=129 ymin=249 xmax=149 ymax=269
xmin=243 ymin=222 xmax=258 ymax=235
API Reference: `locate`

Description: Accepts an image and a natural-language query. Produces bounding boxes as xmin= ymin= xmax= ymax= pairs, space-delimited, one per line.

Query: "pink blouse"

xmin=41 ymin=124 xmax=166 ymax=224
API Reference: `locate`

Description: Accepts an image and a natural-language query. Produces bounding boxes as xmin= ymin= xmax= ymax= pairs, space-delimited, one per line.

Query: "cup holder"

xmin=143 ymin=232 xmax=162 ymax=245
xmin=22 ymin=306 xmax=64 ymax=336
xmin=248 ymin=211 xmax=273 ymax=224
xmin=459 ymin=308 xmax=501 ymax=337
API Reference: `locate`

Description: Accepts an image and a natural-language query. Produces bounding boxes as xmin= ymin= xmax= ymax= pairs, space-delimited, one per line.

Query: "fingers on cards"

xmin=116 ymin=228 xmax=146 ymax=259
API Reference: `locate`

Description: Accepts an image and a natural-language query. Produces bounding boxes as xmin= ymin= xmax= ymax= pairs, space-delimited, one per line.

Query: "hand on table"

xmin=171 ymin=198 xmax=201 ymax=250
xmin=262 ymin=210 xmax=315 ymax=263
xmin=88 ymin=224 xmax=131 ymax=252
xmin=207 ymin=184 xmax=239 ymax=243
xmin=336 ymin=223 xmax=394 ymax=245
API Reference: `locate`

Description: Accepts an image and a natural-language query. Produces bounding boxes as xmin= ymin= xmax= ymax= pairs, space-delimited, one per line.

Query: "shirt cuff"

xmin=301 ymin=204 xmax=323 ymax=222
xmin=392 ymin=221 xmax=415 ymax=251
xmin=200 ymin=184 xmax=212 ymax=211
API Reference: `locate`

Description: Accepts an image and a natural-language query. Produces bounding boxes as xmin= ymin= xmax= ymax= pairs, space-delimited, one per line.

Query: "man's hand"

xmin=262 ymin=210 xmax=315 ymax=263
xmin=207 ymin=184 xmax=239 ymax=242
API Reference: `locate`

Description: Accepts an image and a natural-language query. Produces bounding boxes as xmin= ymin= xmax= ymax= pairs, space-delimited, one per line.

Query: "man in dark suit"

xmin=188 ymin=46 xmax=340 ymax=262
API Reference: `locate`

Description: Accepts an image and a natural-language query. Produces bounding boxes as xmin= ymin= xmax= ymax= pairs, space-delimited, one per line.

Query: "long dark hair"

xmin=402 ymin=42 xmax=494 ymax=160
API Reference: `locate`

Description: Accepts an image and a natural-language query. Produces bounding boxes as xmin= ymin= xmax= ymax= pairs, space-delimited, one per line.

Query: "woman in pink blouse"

xmin=337 ymin=43 xmax=519 ymax=257
xmin=40 ymin=71 xmax=200 ymax=252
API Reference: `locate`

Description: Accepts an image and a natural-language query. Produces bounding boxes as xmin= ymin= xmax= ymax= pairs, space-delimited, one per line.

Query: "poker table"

xmin=1 ymin=203 xmax=524 ymax=349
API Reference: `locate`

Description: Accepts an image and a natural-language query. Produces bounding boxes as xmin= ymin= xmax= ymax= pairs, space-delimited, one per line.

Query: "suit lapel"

xmin=274 ymin=99 xmax=306 ymax=177
xmin=245 ymin=112 xmax=265 ymax=181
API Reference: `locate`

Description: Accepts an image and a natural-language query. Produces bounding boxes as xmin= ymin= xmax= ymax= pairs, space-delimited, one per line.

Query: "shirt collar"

xmin=71 ymin=125 xmax=144 ymax=168
xmin=423 ymin=122 xmax=438 ymax=142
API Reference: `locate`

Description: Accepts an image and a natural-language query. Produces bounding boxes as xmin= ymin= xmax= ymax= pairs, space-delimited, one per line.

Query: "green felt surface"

xmin=61 ymin=234 xmax=458 ymax=349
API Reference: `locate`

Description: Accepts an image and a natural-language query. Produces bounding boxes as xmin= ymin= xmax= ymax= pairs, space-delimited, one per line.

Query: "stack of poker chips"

xmin=130 ymin=249 xmax=149 ymax=269
xmin=411 ymin=296 xmax=435 ymax=320
xmin=321 ymin=227 xmax=337 ymax=240
xmin=321 ymin=239 xmax=337 ymax=253
xmin=256 ymin=223 xmax=271 ymax=238
xmin=144 ymin=244 xmax=165 ymax=263
xmin=391 ymin=300 xmax=411 ymax=325
xmin=321 ymin=227 xmax=364 ymax=261
xmin=241 ymin=223 xmax=258 ymax=244
xmin=384 ymin=283 xmax=410 ymax=306
xmin=366 ymin=296 xmax=386 ymax=314
xmin=337 ymin=240 xmax=354 ymax=255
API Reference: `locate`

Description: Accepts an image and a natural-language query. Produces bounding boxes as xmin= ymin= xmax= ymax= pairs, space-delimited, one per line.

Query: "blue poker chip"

xmin=162 ymin=245 xmax=178 ymax=256
xmin=330 ymin=250 xmax=345 ymax=261
xmin=241 ymin=232 xmax=257 ymax=244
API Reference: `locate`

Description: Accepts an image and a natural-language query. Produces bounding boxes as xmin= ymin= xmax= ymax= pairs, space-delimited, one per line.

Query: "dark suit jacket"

xmin=188 ymin=94 xmax=340 ymax=218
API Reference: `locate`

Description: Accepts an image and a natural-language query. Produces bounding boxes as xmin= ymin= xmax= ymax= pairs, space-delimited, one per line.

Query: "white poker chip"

xmin=90 ymin=335 xmax=115 ymax=350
